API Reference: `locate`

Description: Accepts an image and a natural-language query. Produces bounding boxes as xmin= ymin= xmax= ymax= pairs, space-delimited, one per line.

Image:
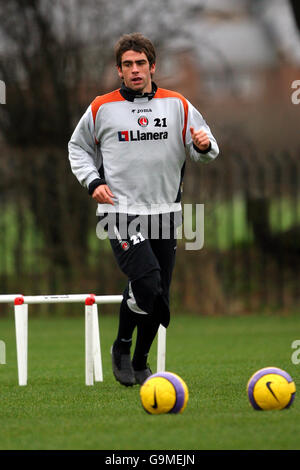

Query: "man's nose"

xmin=132 ymin=63 xmax=139 ymax=73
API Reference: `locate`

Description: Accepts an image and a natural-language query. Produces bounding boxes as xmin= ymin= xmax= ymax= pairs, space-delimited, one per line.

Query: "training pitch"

xmin=0 ymin=313 xmax=299 ymax=450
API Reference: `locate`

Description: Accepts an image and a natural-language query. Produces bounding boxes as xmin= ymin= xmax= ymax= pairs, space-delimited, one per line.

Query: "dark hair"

xmin=115 ymin=33 xmax=156 ymax=68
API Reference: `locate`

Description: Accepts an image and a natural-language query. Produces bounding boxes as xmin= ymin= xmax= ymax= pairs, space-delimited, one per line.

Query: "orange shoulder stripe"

xmin=91 ymin=89 xmax=125 ymax=124
xmin=155 ymin=88 xmax=189 ymax=145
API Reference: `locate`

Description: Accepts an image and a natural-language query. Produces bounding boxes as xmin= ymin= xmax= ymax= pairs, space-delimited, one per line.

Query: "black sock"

xmin=114 ymin=297 xmax=137 ymax=354
xmin=132 ymin=317 xmax=160 ymax=370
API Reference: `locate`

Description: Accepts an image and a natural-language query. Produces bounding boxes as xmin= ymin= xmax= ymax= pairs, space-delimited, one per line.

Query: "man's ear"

xmin=117 ymin=66 xmax=123 ymax=80
xmin=150 ymin=63 xmax=156 ymax=75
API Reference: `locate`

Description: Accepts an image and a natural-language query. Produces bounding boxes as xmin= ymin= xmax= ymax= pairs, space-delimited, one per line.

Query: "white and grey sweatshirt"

xmin=68 ymin=83 xmax=219 ymax=215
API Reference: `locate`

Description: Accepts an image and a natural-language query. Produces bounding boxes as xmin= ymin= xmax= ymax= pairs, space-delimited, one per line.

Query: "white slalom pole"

xmin=14 ymin=297 xmax=28 ymax=386
xmin=19 ymin=294 xmax=123 ymax=304
xmin=0 ymin=294 xmax=22 ymax=303
xmin=85 ymin=296 xmax=94 ymax=386
xmin=157 ymin=324 xmax=166 ymax=372
xmin=92 ymin=303 xmax=103 ymax=382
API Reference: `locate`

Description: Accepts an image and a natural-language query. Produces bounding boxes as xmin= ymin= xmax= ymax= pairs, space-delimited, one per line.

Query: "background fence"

xmin=1 ymin=146 xmax=299 ymax=316
xmin=1 ymin=0 xmax=300 ymax=317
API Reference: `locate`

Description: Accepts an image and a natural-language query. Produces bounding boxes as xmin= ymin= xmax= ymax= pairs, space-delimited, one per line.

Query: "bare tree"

xmin=0 ymin=0 xmax=98 ymax=270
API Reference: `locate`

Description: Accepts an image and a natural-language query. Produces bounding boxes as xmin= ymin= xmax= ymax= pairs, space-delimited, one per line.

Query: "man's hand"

xmin=190 ymin=127 xmax=210 ymax=151
xmin=92 ymin=184 xmax=115 ymax=205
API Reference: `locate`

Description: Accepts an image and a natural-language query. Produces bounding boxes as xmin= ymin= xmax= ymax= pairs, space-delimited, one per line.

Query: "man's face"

xmin=118 ymin=50 xmax=155 ymax=94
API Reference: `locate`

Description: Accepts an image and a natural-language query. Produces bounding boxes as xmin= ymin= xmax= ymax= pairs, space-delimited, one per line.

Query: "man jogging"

xmin=68 ymin=33 xmax=219 ymax=387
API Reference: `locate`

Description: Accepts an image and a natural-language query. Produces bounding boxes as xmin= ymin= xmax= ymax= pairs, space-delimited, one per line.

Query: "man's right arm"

xmin=68 ymin=106 xmax=102 ymax=190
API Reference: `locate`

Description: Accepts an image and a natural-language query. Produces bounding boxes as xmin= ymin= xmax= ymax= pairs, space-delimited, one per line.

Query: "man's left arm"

xmin=185 ymin=101 xmax=219 ymax=162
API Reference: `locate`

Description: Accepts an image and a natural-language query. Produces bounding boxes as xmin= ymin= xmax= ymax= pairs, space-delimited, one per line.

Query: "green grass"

xmin=0 ymin=313 xmax=300 ymax=450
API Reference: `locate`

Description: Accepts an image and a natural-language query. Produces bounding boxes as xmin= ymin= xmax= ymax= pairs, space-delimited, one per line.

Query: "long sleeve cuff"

xmin=192 ymin=141 xmax=212 ymax=154
xmin=88 ymin=178 xmax=106 ymax=195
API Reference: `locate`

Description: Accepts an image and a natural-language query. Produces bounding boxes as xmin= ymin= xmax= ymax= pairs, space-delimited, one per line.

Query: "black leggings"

xmin=98 ymin=212 xmax=180 ymax=367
